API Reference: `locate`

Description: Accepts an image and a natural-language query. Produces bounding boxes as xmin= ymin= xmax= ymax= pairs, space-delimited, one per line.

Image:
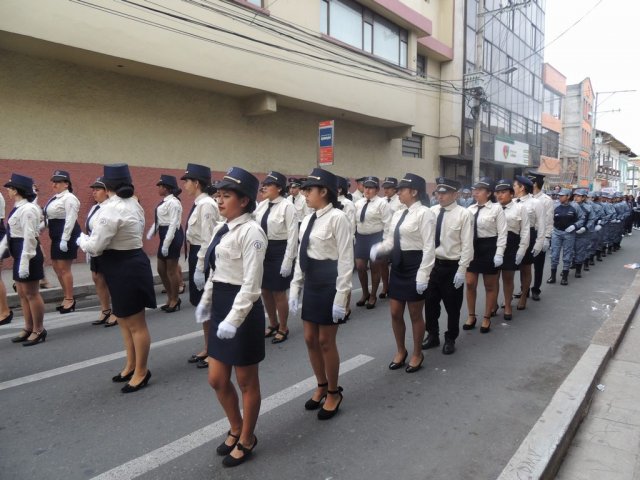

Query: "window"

xmin=247 ymin=0 xmax=262 ymax=5
xmin=416 ymin=54 xmax=426 ymax=77
xmin=543 ymin=87 xmax=561 ymax=119
xmin=541 ymin=128 xmax=559 ymax=158
xmin=402 ymin=134 xmax=423 ymax=158
xmin=321 ymin=0 xmax=409 ymax=68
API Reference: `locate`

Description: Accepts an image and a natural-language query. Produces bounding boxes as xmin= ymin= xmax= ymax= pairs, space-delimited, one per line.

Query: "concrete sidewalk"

xmin=2 ymin=255 xmax=187 ymax=311
xmin=556 ymin=307 xmax=640 ymax=480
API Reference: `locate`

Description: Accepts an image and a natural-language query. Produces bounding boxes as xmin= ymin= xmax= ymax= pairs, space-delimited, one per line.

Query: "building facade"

xmin=593 ymin=129 xmax=632 ymax=192
xmin=560 ymin=78 xmax=594 ymax=188
xmin=539 ymin=63 xmax=565 ymax=183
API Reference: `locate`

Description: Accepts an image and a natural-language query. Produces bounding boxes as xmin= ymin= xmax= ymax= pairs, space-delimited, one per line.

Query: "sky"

xmin=544 ymin=0 xmax=640 ymax=155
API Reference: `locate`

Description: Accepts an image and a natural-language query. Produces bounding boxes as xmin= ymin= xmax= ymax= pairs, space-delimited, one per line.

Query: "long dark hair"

xmin=105 ymin=179 xmax=135 ymax=199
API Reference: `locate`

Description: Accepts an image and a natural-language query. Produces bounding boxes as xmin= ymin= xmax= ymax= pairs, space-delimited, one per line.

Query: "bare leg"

xmin=120 ymin=310 xmax=150 ymax=385
xmin=20 ymin=281 xmax=44 ymax=339
xmin=380 ymin=261 xmax=389 ymax=296
xmin=208 ymin=359 xmax=242 ymax=447
xmin=482 ymin=274 xmax=499 ymax=328
xmin=230 ymin=364 xmax=261 ymax=456
xmin=318 ymin=324 xmax=341 ymax=410
xmin=0 ymin=264 xmax=10 ymax=318
xmin=261 ymin=289 xmax=277 ymax=331
xmin=407 ymin=300 xmax=426 ymax=364
xmin=355 ymin=259 xmax=370 ymax=303
xmin=16 ymin=282 xmax=34 ymax=333
xmin=389 ymin=299 xmax=407 ymax=363
xmin=501 ymin=270 xmax=515 ymax=315
xmin=273 ymin=290 xmax=289 ymax=337
xmin=157 ymin=258 xmax=169 ymax=306
xmin=369 ymin=260 xmax=382 ymax=302
xmin=303 ymin=321 xmax=327 ymax=403
xmin=165 ymin=258 xmax=180 ymax=307
xmin=52 ymin=260 xmax=74 ymax=307
xmin=518 ymin=264 xmax=532 ymax=309
xmin=92 ymin=271 xmax=112 ymax=314
xmin=465 ymin=272 xmax=479 ymax=325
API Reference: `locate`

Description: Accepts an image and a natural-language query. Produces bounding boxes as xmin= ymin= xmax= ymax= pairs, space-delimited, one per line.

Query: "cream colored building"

xmin=0 ymin=0 xmax=463 ymax=184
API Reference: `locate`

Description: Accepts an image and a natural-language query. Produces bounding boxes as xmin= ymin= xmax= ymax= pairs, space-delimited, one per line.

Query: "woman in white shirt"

xmin=78 ymin=164 xmax=156 ymax=393
xmin=195 ymin=167 xmax=266 ymax=467
xmin=0 ymin=190 xmax=13 ymax=326
xmin=255 ymin=171 xmax=298 ymax=344
xmin=290 ymin=168 xmax=353 ymax=420
xmin=146 ymin=175 xmax=184 ymax=313
xmin=3 ymin=173 xmax=46 ymax=346
xmin=44 ymin=170 xmax=81 ymax=314
xmin=464 ymin=178 xmax=507 ymax=334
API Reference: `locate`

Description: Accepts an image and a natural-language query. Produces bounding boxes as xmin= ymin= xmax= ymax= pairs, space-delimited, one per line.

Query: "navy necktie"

xmin=153 ymin=200 xmax=163 ymax=234
xmin=359 ymin=200 xmax=370 ymax=223
xmin=85 ymin=204 xmax=100 ymax=234
xmin=43 ymin=196 xmax=56 ymax=227
xmin=473 ymin=205 xmax=484 ymax=240
xmin=205 ymin=224 xmax=230 ymax=273
xmin=387 ymin=197 xmax=391 ymax=203
xmin=261 ymin=202 xmax=274 ymax=236
xmin=391 ymin=210 xmax=409 ymax=267
xmin=299 ymin=213 xmax=317 ymax=272
xmin=6 ymin=207 xmax=17 ymax=239
xmin=435 ymin=208 xmax=446 ymax=248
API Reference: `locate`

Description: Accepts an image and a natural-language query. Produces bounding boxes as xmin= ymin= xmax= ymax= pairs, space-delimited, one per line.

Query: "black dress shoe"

xmin=216 ymin=430 xmax=240 ymax=456
xmin=112 ymin=370 xmax=134 ymax=383
xmin=318 ymin=388 xmax=343 ymax=420
xmin=222 ymin=436 xmax=257 ymax=467
xmin=421 ymin=334 xmax=440 ymax=350
xmin=442 ymin=340 xmax=455 ymax=355
xmin=121 ymin=370 xmax=151 ymax=393
xmin=0 ymin=310 xmax=13 ymax=325
xmin=405 ymin=354 xmax=424 ymax=373
xmin=187 ymin=354 xmax=207 ymax=364
xmin=304 ymin=383 xmax=328 ymax=410
xmin=531 ymin=291 xmax=540 ymax=301
xmin=11 ymin=329 xmax=32 ymax=343
xmin=23 ymin=329 xmax=47 ymax=346
xmin=388 ymin=350 xmax=408 ymax=370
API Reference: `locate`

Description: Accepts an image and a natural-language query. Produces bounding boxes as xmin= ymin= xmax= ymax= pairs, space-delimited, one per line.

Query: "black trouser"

xmin=532 ymin=249 xmax=546 ymax=293
xmin=425 ymin=259 xmax=463 ymax=342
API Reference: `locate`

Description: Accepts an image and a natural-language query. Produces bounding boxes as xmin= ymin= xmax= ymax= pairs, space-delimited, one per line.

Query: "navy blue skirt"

xmin=157 ymin=225 xmax=184 ymax=260
xmin=354 ymin=231 xmax=383 ymax=260
xmin=468 ymin=236 xmax=498 ymax=275
xmin=187 ymin=244 xmax=210 ymax=307
xmin=207 ymin=282 xmax=265 ymax=366
xmin=389 ymin=250 xmax=424 ymax=302
xmin=261 ymin=240 xmax=292 ymax=291
xmin=48 ymin=218 xmax=80 ymax=260
xmin=97 ymin=249 xmax=156 ymax=317
xmin=501 ymin=231 xmax=521 ymax=271
xmin=521 ymin=228 xmax=537 ymax=265
xmin=9 ymin=237 xmax=44 ymax=282
xmin=89 ymin=256 xmax=99 ymax=273
xmin=302 ymin=258 xmax=346 ymax=325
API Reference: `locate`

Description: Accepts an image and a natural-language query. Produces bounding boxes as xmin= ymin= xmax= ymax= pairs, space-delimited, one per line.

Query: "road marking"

xmin=90 ymin=354 xmax=375 ymax=480
xmin=0 ymin=331 xmax=202 ymax=391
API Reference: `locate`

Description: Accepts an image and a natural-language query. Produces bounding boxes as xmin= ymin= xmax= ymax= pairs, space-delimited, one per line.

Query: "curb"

xmin=497 ymin=269 xmax=640 ymax=480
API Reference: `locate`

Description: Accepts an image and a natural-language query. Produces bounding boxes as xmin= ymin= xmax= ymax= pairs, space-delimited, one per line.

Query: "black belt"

xmin=435 ymin=258 xmax=459 ymax=266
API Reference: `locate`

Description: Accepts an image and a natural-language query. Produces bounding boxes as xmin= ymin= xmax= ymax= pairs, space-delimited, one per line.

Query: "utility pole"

xmin=471 ymin=1 xmax=485 ymax=184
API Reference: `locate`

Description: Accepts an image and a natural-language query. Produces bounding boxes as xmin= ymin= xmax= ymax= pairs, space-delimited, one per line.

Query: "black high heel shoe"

xmin=59 ymin=299 xmax=76 ymax=314
xmin=405 ymin=353 xmax=424 ymax=373
xmin=164 ymin=298 xmax=181 ymax=313
xmin=490 ymin=305 xmax=499 ymax=317
xmin=23 ymin=329 xmax=47 ymax=347
xmin=318 ymin=387 xmax=343 ymax=420
xmin=0 ymin=310 xmax=13 ymax=325
xmin=356 ymin=296 xmax=369 ymax=307
xmin=480 ymin=316 xmax=491 ymax=334
xmin=11 ymin=329 xmax=32 ymax=343
xmin=112 ymin=370 xmax=134 ymax=382
xmin=121 ymin=370 xmax=151 ymax=393
xmin=92 ymin=309 xmax=111 ymax=325
xmin=365 ymin=298 xmax=377 ymax=310
xmin=462 ymin=314 xmax=477 ymax=330
xmin=388 ymin=350 xmax=408 ymax=370
xmin=305 ymin=382 xmax=328 ymax=410
xmin=216 ymin=431 xmax=240 ymax=456
xmin=222 ymin=436 xmax=257 ymax=467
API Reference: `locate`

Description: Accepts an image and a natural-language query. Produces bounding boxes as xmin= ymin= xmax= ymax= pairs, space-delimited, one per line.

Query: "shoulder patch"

xmin=252 ymin=240 xmax=264 ymax=251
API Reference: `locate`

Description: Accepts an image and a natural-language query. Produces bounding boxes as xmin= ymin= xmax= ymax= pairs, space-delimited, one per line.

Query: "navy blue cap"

xmin=217 ymin=167 xmax=260 ymax=202
xmin=337 ymin=176 xmax=349 ymax=194
xmin=574 ymin=188 xmax=588 ymax=196
xmin=103 ymin=163 xmax=132 ymax=183
xmin=4 ymin=173 xmax=34 ymax=193
xmin=51 ymin=170 xmax=71 ymax=182
xmin=461 ymin=188 xmax=471 ymax=194
xmin=514 ymin=175 xmax=533 ymax=188
xmin=381 ymin=177 xmax=398 ymax=188
xmin=90 ymin=176 xmax=106 ymax=189
xmin=526 ymin=170 xmax=545 ymax=185
xmin=288 ymin=177 xmax=305 ymax=187
xmin=301 ymin=168 xmax=338 ymax=197
xmin=363 ymin=176 xmax=380 ymax=188
xmin=397 ymin=173 xmax=426 ymax=193
xmin=355 ymin=177 xmax=366 ymax=183
xmin=262 ymin=171 xmax=287 ymax=190
xmin=181 ymin=163 xmax=211 ymax=184
xmin=558 ymin=188 xmax=572 ymax=196
xmin=472 ymin=177 xmax=495 ymax=191
xmin=435 ymin=177 xmax=461 ymax=193
xmin=156 ymin=174 xmax=178 ymax=190
xmin=495 ymin=179 xmax=514 ymax=192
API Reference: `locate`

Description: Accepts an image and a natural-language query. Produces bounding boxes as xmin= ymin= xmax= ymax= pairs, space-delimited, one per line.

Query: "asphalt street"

xmin=1 ymin=235 xmax=638 ymax=480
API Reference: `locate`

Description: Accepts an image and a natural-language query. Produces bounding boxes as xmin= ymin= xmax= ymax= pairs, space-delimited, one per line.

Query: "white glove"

xmin=543 ymin=238 xmax=550 ymax=252
xmin=332 ymin=304 xmax=346 ymax=323
xmin=515 ymin=252 xmax=524 ymax=265
xmin=59 ymin=239 xmax=68 ymax=252
xmin=532 ymin=248 xmax=541 ymax=258
xmin=161 ymin=246 xmax=169 ymax=257
xmin=597 ymin=220 xmax=602 ymax=225
xmin=416 ymin=281 xmax=428 ymax=295
xmin=216 ymin=320 xmax=237 ymax=339
xmin=576 ymin=227 xmax=586 ymax=235
xmin=453 ymin=272 xmax=465 ymax=289
xmin=279 ymin=259 xmax=293 ymax=278
xmin=193 ymin=268 xmax=205 ymax=291
xmin=370 ymin=243 xmax=381 ymax=262
xmin=146 ymin=225 xmax=155 ymax=240
xmin=195 ymin=301 xmax=210 ymax=324
xmin=288 ymin=294 xmax=299 ymax=316
xmin=565 ymin=225 xmax=576 ymax=233
xmin=18 ymin=260 xmax=29 ymax=279
xmin=77 ymin=232 xmax=89 ymax=251
xmin=493 ymin=254 xmax=503 ymax=268
xmin=595 ymin=225 xmax=602 ymax=232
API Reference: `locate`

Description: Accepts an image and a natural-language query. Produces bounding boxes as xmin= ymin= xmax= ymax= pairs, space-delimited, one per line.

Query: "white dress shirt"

xmin=517 ymin=194 xmax=545 ymax=252
xmin=85 ymin=203 xmax=102 ymax=234
xmin=44 ymin=189 xmax=80 ymax=241
xmin=351 ymin=189 xmax=364 ymax=203
xmin=338 ymin=195 xmax=356 ymax=236
xmin=288 ymin=193 xmax=312 ymax=223
xmin=384 ymin=194 xmax=404 ymax=215
xmin=533 ymin=191 xmax=554 ymax=240
xmin=200 ymin=214 xmax=267 ymax=329
xmin=153 ymin=194 xmax=182 ymax=251
xmin=7 ymin=199 xmax=41 ymax=271
xmin=501 ymin=201 xmax=531 ymax=258
xmin=430 ymin=202 xmax=474 ymax=276
xmin=82 ymin=196 xmax=145 ymax=255
xmin=188 ymin=194 xmax=222 ymax=271
xmin=377 ymin=201 xmax=435 ymax=284
xmin=290 ymin=203 xmax=354 ymax=309
xmin=467 ymin=201 xmax=508 ymax=256
xmin=355 ymin=196 xmax=391 ymax=235
xmin=254 ymin=196 xmax=298 ymax=269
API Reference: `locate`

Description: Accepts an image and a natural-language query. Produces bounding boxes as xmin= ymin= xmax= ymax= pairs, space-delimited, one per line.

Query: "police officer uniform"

xmin=587 ymin=192 xmax=604 ymax=264
xmin=3 ymin=174 xmax=45 ymax=283
xmin=78 ymin=164 xmax=156 ymax=317
xmin=198 ymin=167 xmax=267 ymax=366
xmin=423 ymin=178 xmax=474 ymax=355
xmin=255 ymin=171 xmax=298 ymax=291
xmin=527 ymin=171 xmax=554 ymax=299
xmin=354 ymin=177 xmax=391 ymax=260
xmin=547 ymin=188 xmax=585 ymax=286
xmin=44 ymin=170 xmax=81 ymax=260
xmin=382 ymin=177 xmax=404 ymax=215
xmin=495 ymin=180 xmax=530 ymax=271
xmin=0 ymin=190 xmax=6 ymax=251
xmin=572 ymin=189 xmax=593 ymax=277
xmin=601 ymin=192 xmax=617 ymax=255
xmin=457 ymin=188 xmax=474 ymax=208
xmin=514 ymin=175 xmax=545 ymax=266
xmin=287 ymin=178 xmax=313 ymax=223
xmin=149 ymin=175 xmax=184 ymax=260
xmin=351 ymin=177 xmax=365 ymax=203
xmin=337 ymin=176 xmax=356 ymax=236
xmin=85 ymin=177 xmax=107 ymax=274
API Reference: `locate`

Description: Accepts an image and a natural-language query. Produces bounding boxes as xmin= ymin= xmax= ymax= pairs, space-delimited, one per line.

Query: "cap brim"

xmin=90 ymin=183 xmax=106 ymax=189
xmin=216 ymin=179 xmax=243 ymax=192
xmin=51 ymin=176 xmax=69 ymax=182
xmin=436 ymin=186 xmax=454 ymax=193
xmin=363 ymin=182 xmax=379 ymax=188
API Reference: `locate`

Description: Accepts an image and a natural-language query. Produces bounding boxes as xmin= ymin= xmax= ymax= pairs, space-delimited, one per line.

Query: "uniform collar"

xmin=502 ymin=200 xmax=515 ymax=209
xmin=226 ymin=212 xmax=253 ymax=230
xmin=15 ymin=199 xmax=28 ymax=207
xmin=441 ymin=201 xmax=459 ymax=212
xmin=316 ymin=203 xmax=333 ymax=218
xmin=269 ymin=196 xmax=284 ymax=205
xmin=408 ymin=201 xmax=422 ymax=212
xmin=55 ymin=189 xmax=69 ymax=199
xmin=162 ymin=194 xmax=175 ymax=203
xmin=195 ymin=192 xmax=210 ymax=204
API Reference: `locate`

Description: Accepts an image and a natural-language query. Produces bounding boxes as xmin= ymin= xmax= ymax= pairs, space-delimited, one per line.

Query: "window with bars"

xmin=402 ymin=134 xmax=424 ymax=158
